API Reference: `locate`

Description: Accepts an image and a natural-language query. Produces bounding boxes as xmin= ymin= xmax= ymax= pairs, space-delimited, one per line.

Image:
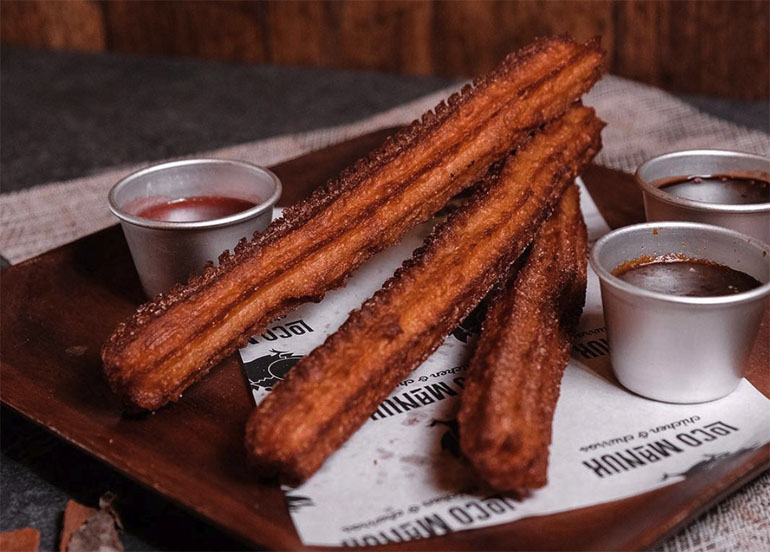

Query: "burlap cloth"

xmin=0 ymin=75 xmax=768 ymax=550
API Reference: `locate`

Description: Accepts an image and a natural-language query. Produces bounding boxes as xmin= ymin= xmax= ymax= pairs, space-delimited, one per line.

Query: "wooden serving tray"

xmin=2 ymin=129 xmax=768 ymax=551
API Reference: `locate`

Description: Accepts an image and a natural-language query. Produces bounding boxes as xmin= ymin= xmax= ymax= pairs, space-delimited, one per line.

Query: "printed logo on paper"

xmin=243 ymin=349 xmax=303 ymax=391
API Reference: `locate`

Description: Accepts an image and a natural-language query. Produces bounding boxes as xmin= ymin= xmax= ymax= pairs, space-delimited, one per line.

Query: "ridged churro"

xmin=458 ymin=184 xmax=588 ymax=493
xmin=246 ymin=106 xmax=604 ymax=481
xmin=103 ymin=37 xmax=604 ymax=410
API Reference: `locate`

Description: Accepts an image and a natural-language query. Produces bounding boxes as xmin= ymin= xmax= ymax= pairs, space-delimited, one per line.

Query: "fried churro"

xmin=245 ymin=106 xmax=603 ymax=481
xmin=458 ymin=184 xmax=588 ymax=493
xmin=103 ymin=37 xmax=604 ymax=411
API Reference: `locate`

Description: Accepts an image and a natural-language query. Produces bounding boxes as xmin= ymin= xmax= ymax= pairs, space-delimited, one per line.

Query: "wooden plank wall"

xmin=2 ymin=0 xmax=768 ymax=98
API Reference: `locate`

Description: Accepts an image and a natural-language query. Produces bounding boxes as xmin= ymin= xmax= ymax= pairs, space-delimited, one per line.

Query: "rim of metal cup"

xmin=108 ymin=158 xmax=282 ymax=230
xmin=635 ymin=149 xmax=770 ymax=214
xmin=589 ymin=221 xmax=770 ymax=306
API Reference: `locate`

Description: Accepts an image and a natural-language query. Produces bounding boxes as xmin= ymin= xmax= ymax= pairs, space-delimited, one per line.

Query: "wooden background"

xmin=2 ymin=0 xmax=768 ymax=98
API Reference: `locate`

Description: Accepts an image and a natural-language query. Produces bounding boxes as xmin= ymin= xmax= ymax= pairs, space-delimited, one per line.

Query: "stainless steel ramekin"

xmin=636 ymin=150 xmax=770 ymax=245
xmin=590 ymin=222 xmax=770 ymax=404
xmin=109 ymin=159 xmax=281 ymax=298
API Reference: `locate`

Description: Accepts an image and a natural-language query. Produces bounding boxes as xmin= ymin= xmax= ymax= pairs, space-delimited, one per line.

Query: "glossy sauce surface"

xmin=138 ymin=196 xmax=257 ymax=222
xmin=657 ymin=174 xmax=769 ymax=205
xmin=613 ymin=257 xmax=762 ymax=297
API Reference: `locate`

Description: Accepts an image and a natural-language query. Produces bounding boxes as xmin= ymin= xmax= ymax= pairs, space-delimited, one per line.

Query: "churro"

xmin=458 ymin=184 xmax=588 ymax=492
xmin=103 ymin=37 xmax=604 ymax=411
xmin=246 ymin=107 xmax=603 ymax=481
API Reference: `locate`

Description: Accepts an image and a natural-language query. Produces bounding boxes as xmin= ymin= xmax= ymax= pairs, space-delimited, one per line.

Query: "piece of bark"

xmin=0 ymin=528 xmax=40 ymax=552
xmin=59 ymin=494 xmax=123 ymax=552
xmin=67 ymin=510 xmax=123 ymax=552
xmin=59 ymin=500 xmax=96 ymax=552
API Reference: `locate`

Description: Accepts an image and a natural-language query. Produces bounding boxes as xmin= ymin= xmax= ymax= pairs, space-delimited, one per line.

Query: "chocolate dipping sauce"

xmin=138 ymin=196 xmax=257 ymax=222
xmin=656 ymin=174 xmax=769 ymax=205
xmin=612 ymin=256 xmax=762 ymax=297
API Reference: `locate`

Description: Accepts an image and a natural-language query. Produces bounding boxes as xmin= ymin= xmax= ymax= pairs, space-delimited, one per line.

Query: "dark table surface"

xmin=1 ymin=47 xmax=768 ymax=552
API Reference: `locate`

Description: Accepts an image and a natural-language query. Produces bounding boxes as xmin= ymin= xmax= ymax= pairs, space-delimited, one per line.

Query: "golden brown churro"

xmin=245 ymin=107 xmax=603 ymax=481
xmin=102 ymin=37 xmax=604 ymax=411
xmin=458 ymin=184 xmax=588 ymax=493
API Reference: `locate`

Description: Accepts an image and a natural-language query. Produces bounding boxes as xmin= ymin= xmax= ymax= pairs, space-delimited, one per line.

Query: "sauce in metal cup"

xmin=108 ymin=159 xmax=282 ymax=298
xmin=636 ymin=150 xmax=770 ymax=245
xmin=590 ymin=222 xmax=770 ymax=404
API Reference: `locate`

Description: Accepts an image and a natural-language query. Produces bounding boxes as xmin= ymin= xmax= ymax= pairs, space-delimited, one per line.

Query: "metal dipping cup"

xmin=636 ymin=150 xmax=770 ymax=244
xmin=590 ymin=222 xmax=770 ymax=404
xmin=108 ymin=159 xmax=281 ymax=298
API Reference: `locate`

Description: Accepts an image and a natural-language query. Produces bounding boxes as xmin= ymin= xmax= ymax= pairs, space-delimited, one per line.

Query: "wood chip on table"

xmin=59 ymin=494 xmax=123 ymax=552
xmin=0 ymin=528 xmax=40 ymax=552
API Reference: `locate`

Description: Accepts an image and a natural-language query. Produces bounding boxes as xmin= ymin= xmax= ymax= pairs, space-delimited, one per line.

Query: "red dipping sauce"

xmin=138 ymin=196 xmax=257 ymax=222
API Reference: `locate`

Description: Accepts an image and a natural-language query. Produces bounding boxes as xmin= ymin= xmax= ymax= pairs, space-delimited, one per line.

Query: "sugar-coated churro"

xmin=246 ymin=107 xmax=603 ymax=481
xmin=458 ymin=184 xmax=588 ymax=493
xmin=103 ymin=37 xmax=604 ymax=411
